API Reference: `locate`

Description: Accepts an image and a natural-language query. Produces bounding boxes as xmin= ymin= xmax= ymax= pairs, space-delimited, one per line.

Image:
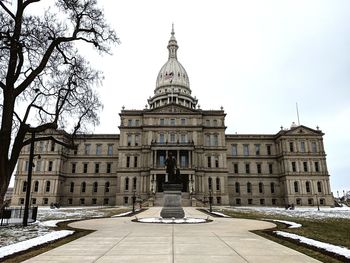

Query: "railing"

xmin=0 ymin=206 xmax=38 ymax=226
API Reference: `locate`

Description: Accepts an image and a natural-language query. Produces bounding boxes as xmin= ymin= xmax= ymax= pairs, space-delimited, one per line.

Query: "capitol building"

xmin=12 ymin=28 xmax=333 ymax=207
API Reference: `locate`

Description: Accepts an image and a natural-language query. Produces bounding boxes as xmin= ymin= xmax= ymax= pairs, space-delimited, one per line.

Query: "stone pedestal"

xmin=160 ymin=183 xmax=184 ymax=219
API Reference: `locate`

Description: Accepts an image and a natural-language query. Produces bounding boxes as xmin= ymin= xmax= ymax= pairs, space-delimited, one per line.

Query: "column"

xmin=189 ymin=151 xmax=192 ymax=168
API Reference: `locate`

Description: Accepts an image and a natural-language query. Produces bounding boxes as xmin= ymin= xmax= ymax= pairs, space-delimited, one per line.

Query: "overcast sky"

xmin=28 ymin=0 xmax=350 ymax=194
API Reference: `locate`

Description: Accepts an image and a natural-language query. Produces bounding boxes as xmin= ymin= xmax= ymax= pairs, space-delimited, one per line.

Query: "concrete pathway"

xmin=24 ymin=207 xmax=320 ymax=263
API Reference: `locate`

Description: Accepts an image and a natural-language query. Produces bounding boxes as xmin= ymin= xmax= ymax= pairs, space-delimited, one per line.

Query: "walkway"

xmin=24 ymin=207 xmax=320 ymax=263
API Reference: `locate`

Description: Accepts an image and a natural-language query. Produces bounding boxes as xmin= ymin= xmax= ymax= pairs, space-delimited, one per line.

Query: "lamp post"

xmin=315 ymin=194 xmax=320 ymax=211
xmin=132 ymin=190 xmax=136 ymax=214
xmin=209 ymin=190 xmax=213 ymax=213
xmin=23 ymin=132 xmax=35 ymax=227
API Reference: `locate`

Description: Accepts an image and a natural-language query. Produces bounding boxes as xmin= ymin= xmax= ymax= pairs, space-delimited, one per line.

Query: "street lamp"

xmin=132 ymin=190 xmax=136 ymax=214
xmin=23 ymin=132 xmax=40 ymax=226
xmin=209 ymin=190 xmax=213 ymax=213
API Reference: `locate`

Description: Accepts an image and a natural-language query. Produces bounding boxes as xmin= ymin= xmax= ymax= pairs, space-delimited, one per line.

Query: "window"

xmin=216 ymin=178 xmax=220 ymax=191
xmin=159 ymin=155 xmax=165 ymax=166
xmin=70 ymin=163 xmax=76 ymax=174
xmin=159 ymin=133 xmax=164 ymax=144
xmin=19 ymin=198 xmax=25 ymax=205
xmin=213 ymin=134 xmax=219 ymax=146
xmin=170 ymin=119 xmax=175 ymax=125
xmin=48 ymin=161 xmax=53 ymax=172
xmin=80 ymin=198 xmax=85 ymax=205
xmin=22 ymin=181 xmax=27 ymax=192
xmin=135 ymin=135 xmax=140 ymax=146
xmin=235 ymin=182 xmax=240 ymax=193
xmin=266 ymin=145 xmax=271 ymax=155
xmin=38 ymin=141 xmax=44 ymax=152
xmin=93 ymin=182 xmax=98 ymax=193
xmin=292 ymin=162 xmax=296 ymax=172
xmin=81 ymin=182 xmax=86 ymax=193
xmin=104 ymin=198 xmax=109 ymax=205
xmin=50 ymin=141 xmax=55 ymax=151
xmin=206 ymin=134 xmax=210 ymax=145
xmin=272 ymin=199 xmax=277 ymax=205
xmin=311 ymin=142 xmax=317 ymax=153
xmin=128 ymin=119 xmax=132 ymax=126
xmin=83 ymin=163 xmax=88 ymax=173
xmin=181 ymin=118 xmax=186 ymax=125
xmin=95 ymin=163 xmax=100 ymax=173
xmin=245 ymin=163 xmax=250 ymax=174
xmin=107 ymin=144 xmax=113 ymax=156
xmin=303 ymin=161 xmax=308 ymax=172
xmin=181 ymin=155 xmax=187 ymax=167
xmin=320 ymin=198 xmax=325 ymax=205
xmin=289 ymin=142 xmax=294 ymax=152
xmin=106 ymin=163 xmax=111 ymax=173
xmin=135 ymin=119 xmax=140 ymax=126
xmin=24 ymin=161 xmax=29 ymax=172
xmin=300 ymin=141 xmax=305 ymax=152
xmin=84 ymin=144 xmax=91 ymax=155
xmin=216 ymin=196 xmax=221 ymax=204
xmin=243 ymin=144 xmax=249 ymax=156
xmin=247 ymin=182 xmax=252 ymax=193
xmin=259 ymin=182 xmax=264 ymax=193
xmin=308 ymin=198 xmax=313 ymax=205
xmin=270 ymin=182 xmax=275 ymax=194
xmin=32 ymin=198 xmax=36 ymax=205
xmin=206 ymin=119 xmax=210 ymax=126
xmin=207 ymin=156 xmax=211 ymax=168
xmin=105 ymin=182 xmax=110 ymax=193
xmin=248 ymin=199 xmax=253 ymax=205
xmin=126 ymin=156 xmax=130 ymax=168
xmin=257 ymin=163 xmax=261 ymax=174
xmin=180 ymin=134 xmax=186 ymax=143
xmin=74 ymin=147 xmax=78 ymax=155
xmin=231 ymin=144 xmax=237 ymax=156
xmin=233 ymin=163 xmax=239 ymax=174
xmin=208 ymin=177 xmax=212 ymax=190
xmin=215 ymin=158 xmax=219 ymax=168
xmin=34 ymin=181 xmax=39 ymax=192
xmin=96 ymin=144 xmax=102 ymax=155
xmin=269 ymin=163 xmax=273 ymax=174
xmin=236 ymin=198 xmax=241 ymax=205
xmin=45 ymin=181 xmax=50 ymax=192
xmin=133 ymin=177 xmax=137 ymax=190
xmin=124 ymin=197 xmax=128 ymax=205
xmin=125 ymin=177 xmax=129 ymax=191
xmin=36 ymin=160 xmax=41 ymax=172
xmin=160 ymin=118 xmax=165 ymax=125
xmin=260 ymin=199 xmax=265 ymax=205
xmin=315 ymin=162 xmax=319 ymax=172
xmin=92 ymin=198 xmax=97 ymax=205
xmin=70 ymin=182 xmax=74 ymax=193
xmin=68 ymin=198 xmax=73 ymax=205
xmin=317 ymin=181 xmax=322 ymax=193
xmin=43 ymin=198 xmax=48 ymax=205
xmin=170 ymin=133 xmax=175 ymax=142
xmin=306 ymin=181 xmax=311 ymax=193
xmin=127 ymin=135 xmax=132 ymax=146
xmin=294 ymin=181 xmax=299 ymax=193
xmin=255 ymin=144 xmax=260 ymax=155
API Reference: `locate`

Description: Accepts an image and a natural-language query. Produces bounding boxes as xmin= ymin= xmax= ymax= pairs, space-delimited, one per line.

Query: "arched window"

xmin=105 ymin=181 xmax=110 ymax=193
xmin=70 ymin=182 xmax=74 ymax=193
xmin=208 ymin=177 xmax=212 ymax=190
xmin=34 ymin=181 xmax=39 ymax=192
xmin=247 ymin=182 xmax=252 ymax=193
xmin=259 ymin=182 xmax=264 ymax=193
xmin=81 ymin=182 xmax=86 ymax=193
xmin=45 ymin=181 xmax=51 ymax=192
xmin=93 ymin=182 xmax=98 ymax=193
xmin=22 ymin=181 xmax=27 ymax=192
xmin=216 ymin=177 xmax=220 ymax=191
xmin=133 ymin=177 xmax=137 ymax=190
xmin=306 ymin=181 xmax=311 ymax=193
xmin=294 ymin=181 xmax=299 ymax=193
xmin=317 ymin=181 xmax=322 ymax=193
xmin=235 ymin=182 xmax=240 ymax=193
xmin=270 ymin=182 xmax=275 ymax=194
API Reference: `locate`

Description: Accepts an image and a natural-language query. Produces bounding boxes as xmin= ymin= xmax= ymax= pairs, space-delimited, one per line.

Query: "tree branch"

xmin=0 ymin=1 xmax=16 ymax=20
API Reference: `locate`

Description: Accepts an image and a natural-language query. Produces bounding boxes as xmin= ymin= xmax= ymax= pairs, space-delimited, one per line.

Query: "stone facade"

xmin=12 ymin=28 xmax=333 ymax=207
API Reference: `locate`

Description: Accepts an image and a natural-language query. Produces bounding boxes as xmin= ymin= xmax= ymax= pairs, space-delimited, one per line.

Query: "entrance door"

xmin=181 ymin=174 xmax=189 ymax=192
xmin=156 ymin=174 xmax=165 ymax=192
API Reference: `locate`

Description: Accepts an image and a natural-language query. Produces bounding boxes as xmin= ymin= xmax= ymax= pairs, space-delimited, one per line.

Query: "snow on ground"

xmin=226 ymin=206 xmax=350 ymax=220
xmin=0 ymin=230 xmax=74 ymax=259
xmin=264 ymin=219 xmax=302 ymax=228
xmin=39 ymin=219 xmax=72 ymax=228
xmin=207 ymin=210 xmax=230 ymax=218
xmin=137 ymin=217 xmax=207 ymax=224
xmin=275 ymin=231 xmax=350 ymax=259
xmin=111 ymin=209 xmax=140 ymax=217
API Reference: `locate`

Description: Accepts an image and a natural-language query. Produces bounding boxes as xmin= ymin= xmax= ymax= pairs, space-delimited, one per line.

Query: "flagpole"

xmin=296 ymin=102 xmax=300 ymax=126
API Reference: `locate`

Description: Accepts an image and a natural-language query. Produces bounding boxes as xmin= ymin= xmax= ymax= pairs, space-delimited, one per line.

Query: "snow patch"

xmin=137 ymin=217 xmax=207 ymax=224
xmin=265 ymin=219 xmax=302 ymax=228
xmin=111 ymin=210 xmax=139 ymax=217
xmin=0 ymin=230 xmax=74 ymax=259
xmin=39 ymin=219 xmax=71 ymax=227
xmin=274 ymin=231 xmax=350 ymax=259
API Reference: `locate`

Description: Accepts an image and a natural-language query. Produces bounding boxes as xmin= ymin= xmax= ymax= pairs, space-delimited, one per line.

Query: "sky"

xmin=16 ymin=0 xmax=350 ymax=194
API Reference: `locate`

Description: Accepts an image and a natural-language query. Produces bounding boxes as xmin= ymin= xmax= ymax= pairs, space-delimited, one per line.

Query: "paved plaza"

xmin=24 ymin=207 xmax=320 ymax=263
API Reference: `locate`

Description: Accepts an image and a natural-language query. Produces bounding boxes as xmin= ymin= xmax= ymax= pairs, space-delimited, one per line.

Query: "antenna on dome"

xmin=171 ymin=23 xmax=175 ymax=35
xmin=296 ymin=102 xmax=300 ymax=126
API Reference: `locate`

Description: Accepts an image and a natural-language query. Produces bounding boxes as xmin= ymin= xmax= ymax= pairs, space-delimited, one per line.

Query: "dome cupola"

xmin=148 ymin=25 xmax=198 ymax=110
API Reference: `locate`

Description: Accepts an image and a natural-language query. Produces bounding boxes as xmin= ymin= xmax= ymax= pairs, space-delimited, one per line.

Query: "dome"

xmin=148 ymin=25 xmax=198 ymax=110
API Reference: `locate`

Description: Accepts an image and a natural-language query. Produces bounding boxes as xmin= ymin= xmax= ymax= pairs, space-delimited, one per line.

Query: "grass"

xmin=221 ymin=208 xmax=350 ymax=263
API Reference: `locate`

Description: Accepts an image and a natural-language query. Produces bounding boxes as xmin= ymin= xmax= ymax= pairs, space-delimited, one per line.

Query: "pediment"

xmin=148 ymin=104 xmax=198 ymax=114
xmin=280 ymin=125 xmax=323 ymax=136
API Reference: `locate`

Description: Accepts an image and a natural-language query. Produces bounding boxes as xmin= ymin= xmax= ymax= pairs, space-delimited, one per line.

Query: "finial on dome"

xmin=171 ymin=23 xmax=175 ymax=36
xmin=168 ymin=23 xmax=178 ymax=59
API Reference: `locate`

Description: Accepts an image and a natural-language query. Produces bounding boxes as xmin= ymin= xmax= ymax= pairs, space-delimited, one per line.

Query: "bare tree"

xmin=0 ymin=0 xmax=119 ymax=206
